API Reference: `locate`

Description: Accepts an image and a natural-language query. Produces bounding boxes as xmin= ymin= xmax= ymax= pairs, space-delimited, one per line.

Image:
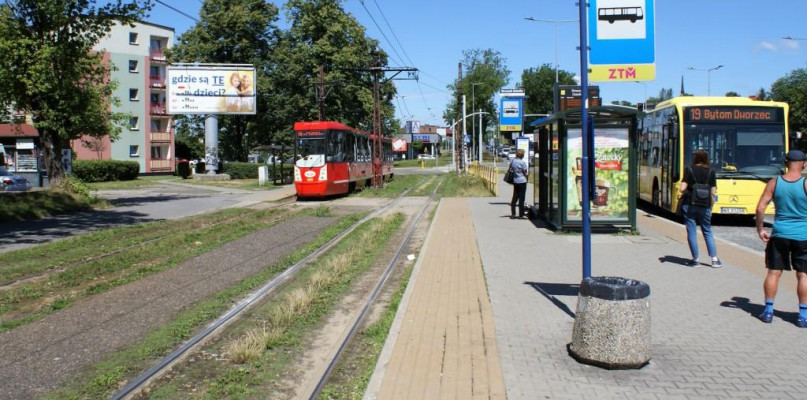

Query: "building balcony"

xmin=149 ymin=75 xmax=165 ymax=88
xmin=149 ymin=159 xmax=172 ymax=171
xmin=149 ymin=130 xmax=171 ymax=142
xmin=150 ymin=103 xmax=167 ymax=116
xmin=150 ymin=48 xmax=166 ymax=63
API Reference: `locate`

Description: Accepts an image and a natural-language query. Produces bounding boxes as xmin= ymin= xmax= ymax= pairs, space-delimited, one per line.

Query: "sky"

xmin=145 ymin=0 xmax=807 ymax=128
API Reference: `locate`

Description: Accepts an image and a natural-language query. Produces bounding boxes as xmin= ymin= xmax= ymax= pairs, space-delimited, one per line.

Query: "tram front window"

xmin=296 ymin=132 xmax=327 ymax=167
xmin=684 ymin=124 xmax=785 ymax=178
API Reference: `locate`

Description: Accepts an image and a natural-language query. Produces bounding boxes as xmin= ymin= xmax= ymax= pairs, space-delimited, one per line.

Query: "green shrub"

xmin=73 ymin=160 xmax=140 ymax=182
xmin=221 ymin=162 xmax=259 ymax=179
xmin=176 ymin=161 xmax=191 ymax=179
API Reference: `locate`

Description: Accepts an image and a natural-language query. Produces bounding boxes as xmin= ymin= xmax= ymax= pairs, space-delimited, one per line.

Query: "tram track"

xmin=109 ymin=188 xmax=416 ymax=400
xmin=0 ymin=198 xmax=297 ymax=290
xmin=304 ymin=178 xmax=443 ymax=399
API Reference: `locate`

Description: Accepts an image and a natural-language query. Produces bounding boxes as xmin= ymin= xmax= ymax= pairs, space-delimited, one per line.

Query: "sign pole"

xmin=204 ymin=115 xmax=219 ymax=174
xmin=579 ymin=1 xmax=592 ymax=279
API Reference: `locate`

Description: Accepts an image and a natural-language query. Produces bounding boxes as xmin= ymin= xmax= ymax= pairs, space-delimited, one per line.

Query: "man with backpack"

xmin=679 ymin=149 xmax=722 ymax=268
xmin=755 ymin=149 xmax=807 ymax=327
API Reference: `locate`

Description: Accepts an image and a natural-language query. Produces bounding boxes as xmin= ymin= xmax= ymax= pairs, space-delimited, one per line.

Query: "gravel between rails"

xmin=0 ymin=215 xmax=338 ymax=400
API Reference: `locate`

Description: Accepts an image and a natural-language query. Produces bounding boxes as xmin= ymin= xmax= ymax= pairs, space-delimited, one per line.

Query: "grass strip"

xmin=317 ymin=264 xmax=414 ymax=399
xmin=0 ymin=207 xmax=309 ymax=332
xmin=130 ymin=213 xmax=405 ymax=400
xmin=43 ymin=212 xmax=367 ymax=400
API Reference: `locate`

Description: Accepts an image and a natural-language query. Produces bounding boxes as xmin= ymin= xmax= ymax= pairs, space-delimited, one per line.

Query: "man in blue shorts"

xmin=755 ymin=150 xmax=807 ymax=327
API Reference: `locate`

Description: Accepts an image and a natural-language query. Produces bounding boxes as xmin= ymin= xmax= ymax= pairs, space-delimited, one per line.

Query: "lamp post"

xmin=471 ymin=82 xmax=482 ymax=161
xmin=687 ymin=65 xmax=723 ymax=96
xmin=524 ymin=17 xmax=578 ymax=84
xmin=634 ymin=81 xmax=647 ymax=106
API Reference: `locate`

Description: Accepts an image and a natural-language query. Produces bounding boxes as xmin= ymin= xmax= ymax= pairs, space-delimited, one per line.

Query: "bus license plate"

xmin=721 ymin=207 xmax=746 ymax=214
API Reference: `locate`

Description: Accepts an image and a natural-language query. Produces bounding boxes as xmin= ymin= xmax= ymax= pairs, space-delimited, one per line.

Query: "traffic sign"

xmin=499 ymin=97 xmax=523 ymax=132
xmin=588 ymin=0 xmax=655 ymax=82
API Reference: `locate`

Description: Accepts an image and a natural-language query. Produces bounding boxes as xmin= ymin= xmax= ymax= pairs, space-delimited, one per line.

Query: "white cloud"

xmin=782 ymin=39 xmax=801 ymax=51
xmin=753 ymin=41 xmax=777 ymax=53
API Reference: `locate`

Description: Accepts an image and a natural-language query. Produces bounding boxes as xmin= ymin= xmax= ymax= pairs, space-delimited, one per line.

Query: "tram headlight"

xmin=294 ymin=166 xmax=301 ymax=181
xmin=318 ymin=166 xmax=327 ymax=181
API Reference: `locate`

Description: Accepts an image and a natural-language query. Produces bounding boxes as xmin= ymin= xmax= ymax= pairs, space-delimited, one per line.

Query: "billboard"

xmin=392 ymin=139 xmax=407 ymax=152
xmin=588 ymin=0 xmax=655 ymax=82
xmin=167 ymin=65 xmax=256 ymax=115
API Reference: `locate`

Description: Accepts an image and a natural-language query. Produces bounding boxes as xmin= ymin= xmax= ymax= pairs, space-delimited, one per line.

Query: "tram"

xmin=293 ymin=121 xmax=393 ymax=198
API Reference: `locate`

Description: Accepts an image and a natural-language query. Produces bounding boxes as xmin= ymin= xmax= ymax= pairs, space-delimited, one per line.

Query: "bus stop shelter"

xmin=530 ymin=106 xmax=639 ymax=231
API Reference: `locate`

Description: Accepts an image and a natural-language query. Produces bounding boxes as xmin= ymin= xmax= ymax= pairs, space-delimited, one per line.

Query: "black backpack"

xmin=688 ymin=167 xmax=713 ymax=207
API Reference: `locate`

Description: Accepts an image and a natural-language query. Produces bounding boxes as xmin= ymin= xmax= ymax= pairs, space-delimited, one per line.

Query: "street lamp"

xmin=687 ymin=65 xmax=723 ymax=96
xmin=471 ymin=82 xmax=482 ymax=161
xmin=634 ymin=81 xmax=647 ymax=106
xmin=524 ymin=17 xmax=578 ymax=84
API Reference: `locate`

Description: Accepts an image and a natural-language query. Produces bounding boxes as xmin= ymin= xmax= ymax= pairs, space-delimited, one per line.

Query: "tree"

xmin=443 ymin=48 xmax=510 ymax=140
xmin=519 ymin=64 xmax=576 ymax=115
xmin=0 ymin=0 xmax=152 ymax=187
xmin=169 ymin=0 xmax=280 ymax=161
xmin=725 ymin=91 xmax=740 ymax=97
xmin=646 ymin=88 xmax=673 ymax=105
xmin=770 ymin=68 xmax=807 ymax=133
xmin=270 ymin=0 xmax=397 ymax=139
xmin=755 ymin=87 xmax=769 ymax=101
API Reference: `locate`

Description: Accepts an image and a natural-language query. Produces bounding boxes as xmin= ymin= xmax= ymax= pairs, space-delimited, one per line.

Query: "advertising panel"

xmin=588 ymin=0 xmax=655 ymax=82
xmin=167 ymin=65 xmax=256 ymax=115
xmin=516 ymin=137 xmax=531 ymax=168
xmin=566 ymin=127 xmax=630 ymax=220
xmin=392 ymin=139 xmax=408 ymax=152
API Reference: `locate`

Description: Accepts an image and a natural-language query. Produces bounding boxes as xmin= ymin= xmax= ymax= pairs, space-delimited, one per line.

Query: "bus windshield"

xmin=684 ymin=124 xmax=785 ymax=178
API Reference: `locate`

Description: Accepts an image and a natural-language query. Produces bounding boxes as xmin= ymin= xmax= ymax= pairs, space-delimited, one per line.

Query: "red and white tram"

xmin=293 ymin=121 xmax=394 ymax=198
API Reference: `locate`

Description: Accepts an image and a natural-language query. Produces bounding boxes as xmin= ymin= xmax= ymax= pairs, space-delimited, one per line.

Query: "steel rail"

xmin=110 ymin=188 xmax=413 ymax=400
xmin=0 ymin=199 xmax=296 ymax=289
xmin=306 ymin=177 xmax=445 ymax=399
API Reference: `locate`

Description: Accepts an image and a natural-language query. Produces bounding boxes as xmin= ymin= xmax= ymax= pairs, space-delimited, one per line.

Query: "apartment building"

xmin=73 ymin=21 xmax=175 ymax=173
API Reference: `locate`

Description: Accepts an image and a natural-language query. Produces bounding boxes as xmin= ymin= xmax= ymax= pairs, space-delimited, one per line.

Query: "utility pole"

xmin=313 ymin=65 xmax=341 ymax=121
xmin=367 ymin=58 xmax=418 ymax=187
xmin=455 ymin=63 xmax=464 ymax=173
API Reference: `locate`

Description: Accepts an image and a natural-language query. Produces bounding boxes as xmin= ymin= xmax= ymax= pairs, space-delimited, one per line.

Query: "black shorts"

xmin=765 ymin=237 xmax=807 ymax=272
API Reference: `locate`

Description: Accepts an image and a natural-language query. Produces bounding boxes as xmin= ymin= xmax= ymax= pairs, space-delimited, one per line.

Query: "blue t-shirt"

xmin=771 ymin=176 xmax=807 ymax=241
xmin=510 ymin=158 xmax=528 ymax=184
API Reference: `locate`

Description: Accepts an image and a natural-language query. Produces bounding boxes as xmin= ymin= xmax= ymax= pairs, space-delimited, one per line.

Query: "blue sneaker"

xmin=758 ymin=311 xmax=774 ymax=323
xmin=798 ymin=317 xmax=807 ymax=328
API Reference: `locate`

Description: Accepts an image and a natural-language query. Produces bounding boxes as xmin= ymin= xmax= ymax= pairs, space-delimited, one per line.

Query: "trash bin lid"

xmin=580 ymin=276 xmax=650 ymax=300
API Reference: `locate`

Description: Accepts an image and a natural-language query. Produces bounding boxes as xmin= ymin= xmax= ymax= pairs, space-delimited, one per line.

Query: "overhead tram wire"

xmin=358 ymin=0 xmax=407 ymax=67
xmin=155 ymin=0 xmax=200 ymax=23
xmin=370 ymin=0 xmax=416 ymax=67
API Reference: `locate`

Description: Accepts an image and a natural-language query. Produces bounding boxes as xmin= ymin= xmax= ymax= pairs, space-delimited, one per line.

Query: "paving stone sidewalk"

xmin=470 ymin=183 xmax=806 ymax=400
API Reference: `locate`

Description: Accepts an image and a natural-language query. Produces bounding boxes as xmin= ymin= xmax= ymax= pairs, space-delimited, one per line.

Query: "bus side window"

xmin=346 ymin=133 xmax=355 ymax=162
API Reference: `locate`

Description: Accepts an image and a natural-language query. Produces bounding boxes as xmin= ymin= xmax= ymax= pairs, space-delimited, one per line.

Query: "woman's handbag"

xmin=503 ymin=166 xmax=515 ymax=184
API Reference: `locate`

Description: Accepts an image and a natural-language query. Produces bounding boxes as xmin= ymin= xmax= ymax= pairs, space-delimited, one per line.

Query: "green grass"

xmin=437 ymin=172 xmax=495 ymax=198
xmin=43 ymin=212 xmax=369 ymax=400
xmin=354 ymin=174 xmax=424 ymax=198
xmin=0 ymin=207 xmax=313 ymax=332
xmin=85 ymin=175 xmax=177 ymax=190
xmin=0 ymin=190 xmax=102 ymax=222
xmin=317 ymin=264 xmax=413 ymax=400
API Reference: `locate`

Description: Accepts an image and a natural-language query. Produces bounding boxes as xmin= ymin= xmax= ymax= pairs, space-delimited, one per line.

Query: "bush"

xmin=73 ymin=160 xmax=140 ymax=182
xmin=176 ymin=161 xmax=191 ymax=179
xmin=221 ymin=162 xmax=259 ymax=179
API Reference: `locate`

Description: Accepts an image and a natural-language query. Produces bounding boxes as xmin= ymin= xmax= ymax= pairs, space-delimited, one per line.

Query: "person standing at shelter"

xmin=755 ymin=149 xmax=807 ymax=327
xmin=678 ymin=150 xmax=722 ymax=268
xmin=509 ymin=149 xmax=529 ymax=219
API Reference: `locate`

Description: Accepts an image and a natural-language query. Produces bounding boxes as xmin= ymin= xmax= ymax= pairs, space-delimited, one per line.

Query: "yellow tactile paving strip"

xmin=376 ymin=198 xmax=506 ymax=400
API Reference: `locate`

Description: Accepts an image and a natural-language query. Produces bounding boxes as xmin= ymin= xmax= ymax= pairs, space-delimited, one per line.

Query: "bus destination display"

xmin=684 ymin=107 xmax=782 ymax=123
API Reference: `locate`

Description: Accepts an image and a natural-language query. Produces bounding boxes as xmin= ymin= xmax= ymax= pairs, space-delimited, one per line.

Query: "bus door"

xmin=660 ymin=124 xmax=675 ymax=209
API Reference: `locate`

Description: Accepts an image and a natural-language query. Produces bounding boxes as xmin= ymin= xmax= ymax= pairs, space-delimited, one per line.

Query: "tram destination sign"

xmin=683 ymin=106 xmax=783 ymax=123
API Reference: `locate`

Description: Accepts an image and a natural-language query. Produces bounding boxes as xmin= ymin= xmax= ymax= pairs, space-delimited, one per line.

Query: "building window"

xmin=128 ymin=60 xmax=138 ymax=72
xmin=151 ymin=146 xmax=163 ymax=159
xmin=129 ymin=32 xmax=139 ymax=45
xmin=129 ymin=145 xmax=139 ymax=157
xmin=129 ymin=89 xmax=139 ymax=101
xmin=129 ymin=117 xmax=139 ymax=130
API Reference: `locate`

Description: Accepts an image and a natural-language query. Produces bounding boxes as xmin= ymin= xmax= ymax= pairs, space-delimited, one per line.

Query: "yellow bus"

xmin=638 ymin=97 xmax=789 ymax=215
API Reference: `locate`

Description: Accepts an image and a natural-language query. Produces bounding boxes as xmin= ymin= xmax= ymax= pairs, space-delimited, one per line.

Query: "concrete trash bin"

xmin=569 ymin=276 xmax=651 ymax=369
